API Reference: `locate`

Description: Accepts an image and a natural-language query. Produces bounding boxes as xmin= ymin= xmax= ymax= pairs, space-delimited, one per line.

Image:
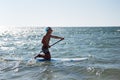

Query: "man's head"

xmin=46 ymin=27 xmax=53 ymax=33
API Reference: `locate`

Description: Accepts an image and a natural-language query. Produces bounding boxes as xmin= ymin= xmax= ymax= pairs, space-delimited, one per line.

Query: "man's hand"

xmin=61 ymin=38 xmax=64 ymax=40
xmin=48 ymin=45 xmax=51 ymax=48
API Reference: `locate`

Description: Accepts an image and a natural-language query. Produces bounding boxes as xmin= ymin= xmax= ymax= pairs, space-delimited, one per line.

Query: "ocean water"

xmin=0 ymin=27 xmax=120 ymax=80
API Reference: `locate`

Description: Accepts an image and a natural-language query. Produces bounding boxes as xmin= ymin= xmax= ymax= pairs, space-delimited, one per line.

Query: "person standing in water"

xmin=34 ymin=27 xmax=64 ymax=60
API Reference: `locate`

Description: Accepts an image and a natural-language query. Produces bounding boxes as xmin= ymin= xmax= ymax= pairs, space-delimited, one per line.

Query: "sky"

xmin=0 ymin=0 xmax=120 ymax=27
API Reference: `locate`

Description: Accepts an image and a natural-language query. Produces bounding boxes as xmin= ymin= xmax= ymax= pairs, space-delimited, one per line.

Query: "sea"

xmin=0 ymin=27 xmax=120 ymax=80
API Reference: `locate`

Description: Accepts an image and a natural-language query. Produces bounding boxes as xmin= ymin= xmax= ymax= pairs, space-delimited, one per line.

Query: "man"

xmin=34 ymin=27 xmax=64 ymax=60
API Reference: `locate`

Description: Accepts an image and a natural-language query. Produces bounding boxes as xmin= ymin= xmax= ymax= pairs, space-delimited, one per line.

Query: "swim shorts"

xmin=42 ymin=46 xmax=49 ymax=54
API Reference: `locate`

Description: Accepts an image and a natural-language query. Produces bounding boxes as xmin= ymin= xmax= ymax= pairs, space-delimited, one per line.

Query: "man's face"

xmin=48 ymin=28 xmax=53 ymax=33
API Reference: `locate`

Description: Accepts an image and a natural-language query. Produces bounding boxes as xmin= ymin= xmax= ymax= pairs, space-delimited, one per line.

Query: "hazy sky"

xmin=0 ymin=0 xmax=120 ymax=27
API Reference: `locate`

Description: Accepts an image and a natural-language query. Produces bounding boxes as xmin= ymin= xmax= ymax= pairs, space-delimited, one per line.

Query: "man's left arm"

xmin=51 ymin=35 xmax=64 ymax=40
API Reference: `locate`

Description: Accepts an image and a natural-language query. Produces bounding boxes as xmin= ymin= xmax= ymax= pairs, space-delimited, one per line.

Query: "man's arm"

xmin=51 ymin=35 xmax=64 ymax=40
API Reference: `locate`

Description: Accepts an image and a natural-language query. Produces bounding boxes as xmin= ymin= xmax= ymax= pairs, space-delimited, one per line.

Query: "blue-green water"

xmin=0 ymin=27 xmax=120 ymax=80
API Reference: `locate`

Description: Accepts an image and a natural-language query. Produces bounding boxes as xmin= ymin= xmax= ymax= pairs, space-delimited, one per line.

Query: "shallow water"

xmin=0 ymin=27 xmax=120 ymax=80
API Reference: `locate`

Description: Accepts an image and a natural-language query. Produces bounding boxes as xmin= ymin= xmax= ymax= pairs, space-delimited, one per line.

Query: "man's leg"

xmin=34 ymin=54 xmax=44 ymax=59
xmin=44 ymin=53 xmax=51 ymax=60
